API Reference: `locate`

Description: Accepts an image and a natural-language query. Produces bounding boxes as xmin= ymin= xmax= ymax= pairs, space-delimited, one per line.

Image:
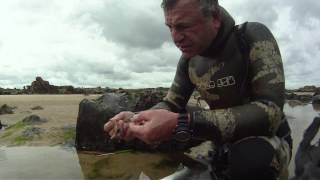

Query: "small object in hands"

xmin=110 ymin=113 xmax=135 ymax=140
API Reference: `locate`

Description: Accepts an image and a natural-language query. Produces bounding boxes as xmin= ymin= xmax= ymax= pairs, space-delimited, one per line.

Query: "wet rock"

xmin=312 ymin=95 xmax=320 ymax=104
xmin=285 ymin=93 xmax=313 ymax=103
xmin=0 ymin=104 xmax=15 ymax=115
xmin=22 ymin=115 xmax=48 ymax=125
xmin=75 ymin=91 xmax=201 ymax=152
xmin=31 ymin=106 xmax=44 ymax=110
xmin=291 ymin=117 xmax=320 ymax=180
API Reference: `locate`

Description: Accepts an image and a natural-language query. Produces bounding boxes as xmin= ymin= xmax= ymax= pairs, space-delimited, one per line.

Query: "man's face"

xmin=164 ymin=0 xmax=220 ymax=58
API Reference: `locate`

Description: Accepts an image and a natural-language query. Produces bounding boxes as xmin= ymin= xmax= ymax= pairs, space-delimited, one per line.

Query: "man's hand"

xmin=127 ymin=109 xmax=179 ymax=144
xmin=104 ymin=111 xmax=135 ymax=139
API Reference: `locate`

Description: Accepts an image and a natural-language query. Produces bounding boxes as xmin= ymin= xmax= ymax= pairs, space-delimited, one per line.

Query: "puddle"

xmin=0 ymin=146 xmax=84 ymax=180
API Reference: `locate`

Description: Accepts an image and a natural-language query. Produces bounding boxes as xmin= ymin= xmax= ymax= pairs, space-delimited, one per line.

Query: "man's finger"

xmin=130 ymin=114 xmax=147 ymax=125
xmin=104 ymin=121 xmax=115 ymax=133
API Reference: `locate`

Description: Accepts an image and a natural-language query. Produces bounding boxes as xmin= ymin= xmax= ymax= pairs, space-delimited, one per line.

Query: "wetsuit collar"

xmin=200 ymin=6 xmax=236 ymax=58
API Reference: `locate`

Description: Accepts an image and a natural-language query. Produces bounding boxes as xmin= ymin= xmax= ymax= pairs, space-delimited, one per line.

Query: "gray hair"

xmin=161 ymin=0 xmax=219 ymax=17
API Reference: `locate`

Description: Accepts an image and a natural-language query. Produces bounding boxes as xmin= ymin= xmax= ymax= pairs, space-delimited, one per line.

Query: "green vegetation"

xmin=12 ymin=135 xmax=32 ymax=145
xmin=62 ymin=128 xmax=76 ymax=141
xmin=0 ymin=121 xmax=26 ymax=139
xmin=5 ymin=121 xmax=27 ymax=130
xmin=1 ymin=130 xmax=14 ymax=138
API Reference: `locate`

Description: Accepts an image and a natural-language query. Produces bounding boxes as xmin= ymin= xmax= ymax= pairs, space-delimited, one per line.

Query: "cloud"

xmin=74 ymin=0 xmax=171 ymax=49
xmin=0 ymin=0 xmax=319 ymax=89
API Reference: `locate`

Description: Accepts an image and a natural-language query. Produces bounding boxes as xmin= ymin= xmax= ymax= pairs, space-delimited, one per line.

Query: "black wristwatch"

xmin=173 ymin=113 xmax=192 ymax=142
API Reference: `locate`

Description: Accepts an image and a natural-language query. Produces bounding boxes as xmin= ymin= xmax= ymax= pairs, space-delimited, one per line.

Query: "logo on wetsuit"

xmin=199 ymin=76 xmax=236 ymax=90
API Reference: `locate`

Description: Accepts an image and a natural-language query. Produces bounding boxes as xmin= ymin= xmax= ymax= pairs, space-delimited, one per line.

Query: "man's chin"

xmin=182 ymin=52 xmax=196 ymax=59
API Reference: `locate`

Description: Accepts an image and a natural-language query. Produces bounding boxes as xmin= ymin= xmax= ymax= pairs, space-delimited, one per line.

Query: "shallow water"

xmin=0 ymin=146 xmax=206 ymax=180
xmin=0 ymin=102 xmax=319 ymax=180
xmin=284 ymin=103 xmax=320 ymax=178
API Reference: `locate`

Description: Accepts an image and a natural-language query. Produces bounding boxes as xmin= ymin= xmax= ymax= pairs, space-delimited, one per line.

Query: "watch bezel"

xmin=174 ymin=113 xmax=192 ymax=142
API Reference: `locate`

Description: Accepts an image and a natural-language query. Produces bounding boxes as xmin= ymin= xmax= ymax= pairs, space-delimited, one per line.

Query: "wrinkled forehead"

xmin=164 ymin=1 xmax=204 ymax=24
xmin=163 ymin=0 xmax=201 ymax=12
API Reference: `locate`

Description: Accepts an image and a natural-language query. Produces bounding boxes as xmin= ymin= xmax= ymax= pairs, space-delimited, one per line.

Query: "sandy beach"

xmin=0 ymin=94 xmax=100 ymax=146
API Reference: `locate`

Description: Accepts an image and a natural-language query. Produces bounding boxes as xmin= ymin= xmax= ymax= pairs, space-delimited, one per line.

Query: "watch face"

xmin=175 ymin=131 xmax=191 ymax=142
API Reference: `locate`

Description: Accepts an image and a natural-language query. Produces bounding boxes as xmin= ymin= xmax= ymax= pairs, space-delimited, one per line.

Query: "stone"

xmin=22 ymin=115 xmax=48 ymax=125
xmin=75 ymin=91 xmax=202 ymax=152
xmin=0 ymin=104 xmax=15 ymax=115
xmin=28 ymin=76 xmax=58 ymax=94
xmin=312 ymin=95 xmax=320 ymax=104
xmin=31 ymin=106 xmax=44 ymax=110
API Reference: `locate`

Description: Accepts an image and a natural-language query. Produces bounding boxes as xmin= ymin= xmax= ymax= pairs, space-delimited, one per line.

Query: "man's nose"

xmin=171 ymin=29 xmax=184 ymax=43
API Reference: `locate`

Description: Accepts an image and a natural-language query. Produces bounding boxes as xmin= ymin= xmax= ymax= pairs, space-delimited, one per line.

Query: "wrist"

xmin=173 ymin=113 xmax=193 ymax=142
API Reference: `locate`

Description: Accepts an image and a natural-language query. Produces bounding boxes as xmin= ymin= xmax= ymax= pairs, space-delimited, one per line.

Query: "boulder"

xmin=75 ymin=91 xmax=202 ymax=152
xmin=312 ymin=95 xmax=320 ymax=104
xmin=291 ymin=117 xmax=320 ymax=180
xmin=0 ymin=104 xmax=15 ymax=115
xmin=22 ymin=115 xmax=48 ymax=125
xmin=28 ymin=76 xmax=58 ymax=94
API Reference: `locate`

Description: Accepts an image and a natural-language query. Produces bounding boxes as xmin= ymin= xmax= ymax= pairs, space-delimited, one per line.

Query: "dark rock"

xmin=58 ymin=86 xmax=75 ymax=94
xmin=312 ymin=95 xmax=320 ymax=104
xmin=285 ymin=93 xmax=313 ymax=103
xmin=0 ymin=120 xmax=2 ymax=130
xmin=28 ymin=76 xmax=58 ymax=94
xmin=312 ymin=103 xmax=320 ymax=112
xmin=291 ymin=117 xmax=320 ymax=180
xmin=314 ymin=88 xmax=320 ymax=96
xmin=0 ymin=104 xmax=15 ymax=115
xmin=75 ymin=91 xmax=202 ymax=152
xmin=22 ymin=115 xmax=48 ymax=125
xmin=31 ymin=106 xmax=44 ymax=110
xmin=297 ymin=86 xmax=318 ymax=92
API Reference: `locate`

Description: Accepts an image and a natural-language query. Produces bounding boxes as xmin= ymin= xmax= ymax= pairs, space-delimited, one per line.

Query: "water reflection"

xmin=312 ymin=103 xmax=320 ymax=112
xmin=77 ymin=150 xmax=207 ymax=180
xmin=0 ymin=146 xmax=207 ymax=180
xmin=0 ymin=147 xmax=84 ymax=180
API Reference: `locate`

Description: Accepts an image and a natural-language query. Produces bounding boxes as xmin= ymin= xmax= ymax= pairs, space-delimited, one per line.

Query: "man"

xmin=104 ymin=0 xmax=292 ymax=179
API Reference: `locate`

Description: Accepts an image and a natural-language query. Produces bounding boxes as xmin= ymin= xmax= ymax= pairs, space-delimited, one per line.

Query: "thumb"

xmin=128 ymin=123 xmax=145 ymax=139
xmin=130 ymin=114 xmax=146 ymax=125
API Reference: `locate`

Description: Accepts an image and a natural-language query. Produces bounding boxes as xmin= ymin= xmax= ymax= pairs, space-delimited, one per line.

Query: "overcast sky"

xmin=0 ymin=0 xmax=319 ymax=89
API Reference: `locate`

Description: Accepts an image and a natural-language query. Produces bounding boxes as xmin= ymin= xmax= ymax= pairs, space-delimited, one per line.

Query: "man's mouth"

xmin=179 ymin=45 xmax=192 ymax=52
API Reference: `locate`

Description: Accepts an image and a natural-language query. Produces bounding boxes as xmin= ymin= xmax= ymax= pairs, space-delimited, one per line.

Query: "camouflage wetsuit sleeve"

xmin=191 ymin=22 xmax=286 ymax=143
xmin=152 ymin=56 xmax=195 ymax=112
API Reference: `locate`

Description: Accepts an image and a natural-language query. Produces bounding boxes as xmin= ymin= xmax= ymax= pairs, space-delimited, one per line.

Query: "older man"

xmin=105 ymin=0 xmax=292 ymax=179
